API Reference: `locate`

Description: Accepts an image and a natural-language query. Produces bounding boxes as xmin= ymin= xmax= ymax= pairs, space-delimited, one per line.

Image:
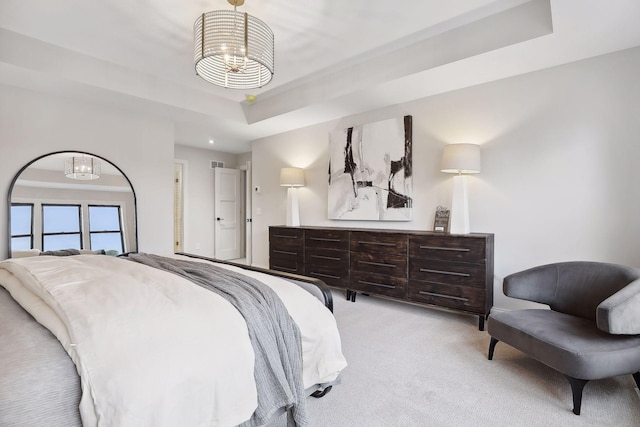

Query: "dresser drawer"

xmin=408 ymin=259 xmax=486 ymax=289
xmin=408 ymin=281 xmax=486 ymax=314
xmin=409 ymin=235 xmax=486 ymax=262
xmin=269 ymin=252 xmax=304 ymax=274
xmin=269 ymin=227 xmax=304 ymax=252
xmin=305 ymin=264 xmax=349 ymax=288
xmin=351 ymin=270 xmax=407 ymax=298
xmin=351 ymin=252 xmax=407 ymax=277
xmin=350 ymin=231 xmax=407 ymax=255
xmin=305 ymin=229 xmax=350 ymax=250
xmin=269 ymin=227 xmax=304 ymax=274
xmin=305 ymin=246 xmax=349 ymax=268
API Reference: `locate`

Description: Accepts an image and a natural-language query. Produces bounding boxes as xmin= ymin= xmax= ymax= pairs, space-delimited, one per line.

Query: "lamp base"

xmin=286 ymin=187 xmax=300 ymax=227
xmin=449 ymin=175 xmax=470 ymax=234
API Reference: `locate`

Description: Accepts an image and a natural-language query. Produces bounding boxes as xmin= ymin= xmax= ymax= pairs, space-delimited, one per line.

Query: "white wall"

xmin=174 ymin=144 xmax=249 ymax=257
xmin=251 ymin=46 xmax=640 ymax=310
xmin=0 ymin=84 xmax=175 ymax=258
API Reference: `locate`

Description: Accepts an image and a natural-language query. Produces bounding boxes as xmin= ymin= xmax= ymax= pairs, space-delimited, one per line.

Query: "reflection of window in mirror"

xmin=10 ymin=203 xmax=34 ymax=250
xmin=14 ymin=203 xmax=127 ymax=254
xmin=89 ymin=205 xmax=124 ymax=254
xmin=42 ymin=204 xmax=82 ymax=251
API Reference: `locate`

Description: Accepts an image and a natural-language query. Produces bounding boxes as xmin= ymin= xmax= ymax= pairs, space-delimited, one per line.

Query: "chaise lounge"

xmin=487 ymin=261 xmax=640 ymax=415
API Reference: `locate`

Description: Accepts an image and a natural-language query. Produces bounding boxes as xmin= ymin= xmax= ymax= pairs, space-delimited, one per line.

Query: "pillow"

xmin=79 ymin=249 xmax=106 ymax=255
xmin=597 ymin=278 xmax=640 ymax=334
xmin=11 ymin=249 xmax=41 ymax=258
xmin=40 ymin=249 xmax=81 ymax=256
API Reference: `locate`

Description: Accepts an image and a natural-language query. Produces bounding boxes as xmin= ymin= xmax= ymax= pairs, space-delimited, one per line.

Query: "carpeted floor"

xmin=306 ymin=293 xmax=640 ymax=426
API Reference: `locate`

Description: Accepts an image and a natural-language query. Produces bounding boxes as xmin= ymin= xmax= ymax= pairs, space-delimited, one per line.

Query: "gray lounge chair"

xmin=487 ymin=261 xmax=640 ymax=414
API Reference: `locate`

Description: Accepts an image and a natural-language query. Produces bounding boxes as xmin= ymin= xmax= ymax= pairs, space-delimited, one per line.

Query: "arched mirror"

xmin=8 ymin=151 xmax=137 ymax=257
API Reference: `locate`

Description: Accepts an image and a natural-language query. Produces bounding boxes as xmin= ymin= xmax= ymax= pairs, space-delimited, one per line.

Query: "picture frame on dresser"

xmin=433 ymin=206 xmax=450 ymax=233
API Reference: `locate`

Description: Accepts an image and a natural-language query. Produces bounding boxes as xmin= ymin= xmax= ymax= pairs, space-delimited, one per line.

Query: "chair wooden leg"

xmin=565 ymin=375 xmax=589 ymax=415
xmin=488 ymin=337 xmax=499 ymax=360
xmin=633 ymin=372 xmax=640 ymax=389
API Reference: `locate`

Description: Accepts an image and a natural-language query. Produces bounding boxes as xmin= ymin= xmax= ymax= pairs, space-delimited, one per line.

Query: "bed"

xmin=0 ymin=252 xmax=347 ymax=427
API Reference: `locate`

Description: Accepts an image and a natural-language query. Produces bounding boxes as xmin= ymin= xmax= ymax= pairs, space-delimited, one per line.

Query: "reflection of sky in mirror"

xmin=43 ymin=206 xmax=80 ymax=233
xmin=91 ymin=233 xmax=123 ymax=253
xmin=44 ymin=235 xmax=81 ymax=251
xmin=11 ymin=237 xmax=31 ymax=251
xmin=89 ymin=206 xmax=120 ymax=231
xmin=10 ymin=205 xmax=32 ymax=235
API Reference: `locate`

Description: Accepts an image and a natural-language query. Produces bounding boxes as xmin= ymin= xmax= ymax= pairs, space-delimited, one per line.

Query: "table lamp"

xmin=440 ymin=144 xmax=481 ymax=234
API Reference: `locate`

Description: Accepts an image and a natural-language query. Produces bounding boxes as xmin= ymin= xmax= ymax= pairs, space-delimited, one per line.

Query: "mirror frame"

xmin=7 ymin=150 xmax=138 ymax=256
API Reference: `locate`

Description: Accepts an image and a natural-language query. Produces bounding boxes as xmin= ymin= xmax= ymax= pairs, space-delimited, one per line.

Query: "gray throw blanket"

xmin=125 ymin=254 xmax=308 ymax=427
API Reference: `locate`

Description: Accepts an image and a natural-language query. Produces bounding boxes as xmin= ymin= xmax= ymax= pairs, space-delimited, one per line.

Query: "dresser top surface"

xmin=269 ymin=225 xmax=493 ymax=239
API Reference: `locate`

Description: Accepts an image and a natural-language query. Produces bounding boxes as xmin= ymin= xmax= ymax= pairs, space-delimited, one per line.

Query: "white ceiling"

xmin=1 ymin=0 xmax=640 ymax=153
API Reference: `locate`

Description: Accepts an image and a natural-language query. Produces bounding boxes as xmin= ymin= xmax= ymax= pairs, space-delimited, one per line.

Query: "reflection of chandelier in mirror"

xmin=194 ymin=0 xmax=274 ymax=89
xmin=65 ymin=156 xmax=101 ymax=180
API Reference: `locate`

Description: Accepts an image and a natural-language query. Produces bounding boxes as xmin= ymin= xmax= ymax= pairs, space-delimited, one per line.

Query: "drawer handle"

xmin=358 ymin=280 xmax=396 ymax=289
xmin=272 ymin=265 xmax=297 ymax=272
xmin=274 ymin=234 xmax=299 ymax=239
xmin=274 ymin=250 xmax=298 ymax=256
xmin=419 ymin=268 xmax=470 ymax=277
xmin=419 ymin=245 xmax=470 ymax=252
xmin=310 ymin=237 xmax=341 ymax=242
xmin=419 ymin=291 xmax=468 ymax=302
xmin=357 ymin=240 xmax=396 ymax=247
xmin=311 ymin=254 xmax=341 ymax=261
xmin=359 ymin=260 xmax=396 ymax=268
xmin=311 ymin=272 xmax=341 ymax=280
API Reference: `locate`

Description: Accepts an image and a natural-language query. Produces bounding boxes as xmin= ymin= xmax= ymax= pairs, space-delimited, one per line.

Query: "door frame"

xmin=174 ymin=159 xmax=188 ymax=252
xmin=239 ymin=161 xmax=252 ymax=265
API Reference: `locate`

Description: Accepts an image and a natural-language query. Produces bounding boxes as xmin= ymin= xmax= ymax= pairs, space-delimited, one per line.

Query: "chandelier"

xmin=65 ymin=156 xmax=101 ymax=180
xmin=194 ymin=0 xmax=274 ymax=89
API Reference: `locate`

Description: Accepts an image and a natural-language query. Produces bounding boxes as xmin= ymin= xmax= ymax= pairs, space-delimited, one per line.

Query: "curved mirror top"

xmin=8 ymin=151 xmax=137 ymax=257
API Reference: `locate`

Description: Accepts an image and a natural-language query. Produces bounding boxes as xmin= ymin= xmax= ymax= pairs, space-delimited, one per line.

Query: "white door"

xmin=214 ymin=167 xmax=241 ymax=260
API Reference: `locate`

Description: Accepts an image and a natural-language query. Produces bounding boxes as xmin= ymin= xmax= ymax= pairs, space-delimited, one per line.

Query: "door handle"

xmin=216 ymin=217 xmax=223 ymax=221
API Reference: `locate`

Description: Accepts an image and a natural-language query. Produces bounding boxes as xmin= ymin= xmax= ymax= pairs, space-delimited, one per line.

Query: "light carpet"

xmin=306 ymin=293 xmax=640 ymax=426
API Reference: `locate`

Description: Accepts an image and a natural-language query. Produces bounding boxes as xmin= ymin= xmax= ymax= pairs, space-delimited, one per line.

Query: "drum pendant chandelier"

xmin=194 ymin=0 xmax=274 ymax=89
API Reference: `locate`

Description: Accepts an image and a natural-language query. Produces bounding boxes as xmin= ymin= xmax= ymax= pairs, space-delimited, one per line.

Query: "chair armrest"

xmin=503 ymin=264 xmax=559 ymax=306
xmin=597 ymin=278 xmax=640 ymax=334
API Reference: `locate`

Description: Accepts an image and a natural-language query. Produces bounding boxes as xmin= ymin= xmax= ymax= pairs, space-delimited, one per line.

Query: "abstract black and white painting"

xmin=328 ymin=115 xmax=412 ymax=221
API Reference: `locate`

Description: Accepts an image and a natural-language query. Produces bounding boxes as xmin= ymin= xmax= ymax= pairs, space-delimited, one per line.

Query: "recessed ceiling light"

xmin=209 ymin=139 xmax=214 ymax=144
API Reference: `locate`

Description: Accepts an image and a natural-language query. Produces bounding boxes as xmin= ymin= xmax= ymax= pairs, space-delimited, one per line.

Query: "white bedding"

xmin=0 ymin=255 xmax=347 ymax=427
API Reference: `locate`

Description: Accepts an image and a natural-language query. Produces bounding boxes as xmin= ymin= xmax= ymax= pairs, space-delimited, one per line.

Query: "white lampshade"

xmin=280 ymin=167 xmax=305 ymax=187
xmin=440 ymin=144 xmax=481 ymax=174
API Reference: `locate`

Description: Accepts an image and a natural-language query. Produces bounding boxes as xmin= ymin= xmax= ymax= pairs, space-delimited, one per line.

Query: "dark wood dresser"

xmin=269 ymin=226 xmax=494 ymax=330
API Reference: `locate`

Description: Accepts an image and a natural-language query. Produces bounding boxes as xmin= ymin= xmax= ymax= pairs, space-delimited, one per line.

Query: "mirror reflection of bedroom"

xmin=9 ymin=152 xmax=137 ymax=258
